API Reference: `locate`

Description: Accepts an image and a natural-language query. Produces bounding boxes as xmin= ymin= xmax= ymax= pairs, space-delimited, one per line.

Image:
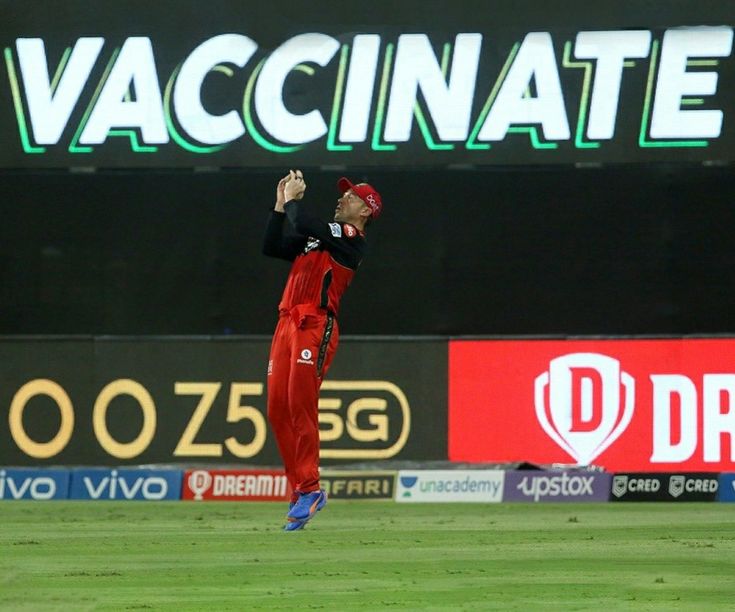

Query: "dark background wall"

xmin=1 ymin=164 xmax=733 ymax=336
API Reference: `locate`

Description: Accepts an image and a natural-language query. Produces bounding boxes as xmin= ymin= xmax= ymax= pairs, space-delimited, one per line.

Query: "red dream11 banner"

xmin=449 ymin=339 xmax=735 ymax=472
xmin=182 ymin=469 xmax=291 ymax=501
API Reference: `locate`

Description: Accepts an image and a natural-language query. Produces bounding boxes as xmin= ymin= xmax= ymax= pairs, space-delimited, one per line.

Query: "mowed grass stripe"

xmin=1 ymin=502 xmax=733 ymax=610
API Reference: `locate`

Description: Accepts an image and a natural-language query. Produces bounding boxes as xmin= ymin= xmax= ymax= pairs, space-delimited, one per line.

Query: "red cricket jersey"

xmin=262 ymin=200 xmax=367 ymax=316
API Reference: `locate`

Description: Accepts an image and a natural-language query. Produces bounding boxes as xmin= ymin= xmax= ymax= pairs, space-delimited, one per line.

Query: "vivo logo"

xmin=0 ymin=469 xmax=57 ymax=500
xmin=80 ymin=470 xmax=169 ymax=500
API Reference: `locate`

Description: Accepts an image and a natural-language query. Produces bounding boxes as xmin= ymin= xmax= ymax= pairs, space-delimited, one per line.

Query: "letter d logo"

xmin=535 ymin=353 xmax=635 ymax=465
xmin=188 ymin=470 xmax=213 ymax=501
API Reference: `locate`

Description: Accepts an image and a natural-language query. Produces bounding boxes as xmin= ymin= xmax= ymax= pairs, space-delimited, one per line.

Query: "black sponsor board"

xmin=610 ymin=473 xmax=719 ymax=502
xmin=320 ymin=471 xmax=396 ymax=500
xmin=1 ymin=0 xmax=734 ymax=169
xmin=0 ymin=337 xmax=447 ymax=466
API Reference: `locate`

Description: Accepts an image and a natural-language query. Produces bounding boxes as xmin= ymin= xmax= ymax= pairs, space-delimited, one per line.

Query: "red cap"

xmin=337 ymin=177 xmax=383 ymax=220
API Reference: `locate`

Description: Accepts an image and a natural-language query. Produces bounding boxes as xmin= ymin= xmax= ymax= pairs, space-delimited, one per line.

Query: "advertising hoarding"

xmin=1 ymin=1 xmax=734 ymax=168
xmin=320 ymin=471 xmax=396 ymax=500
xmin=182 ymin=468 xmax=290 ymax=501
xmin=0 ymin=468 xmax=70 ymax=500
xmin=395 ymin=470 xmax=504 ymax=503
xmin=716 ymin=474 xmax=735 ymax=502
xmin=68 ymin=468 xmax=182 ymax=500
xmin=0 ymin=337 xmax=446 ymax=466
xmin=450 ymin=339 xmax=735 ymax=472
xmin=503 ymin=470 xmax=611 ymax=502
xmin=610 ymin=473 xmax=718 ymax=501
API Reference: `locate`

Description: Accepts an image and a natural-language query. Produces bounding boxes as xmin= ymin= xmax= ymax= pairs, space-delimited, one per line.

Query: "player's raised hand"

xmin=284 ymin=169 xmax=306 ymax=202
xmin=275 ymin=172 xmax=290 ymax=211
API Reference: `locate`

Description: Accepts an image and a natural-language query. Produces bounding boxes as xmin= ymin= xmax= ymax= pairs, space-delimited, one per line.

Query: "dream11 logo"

xmin=535 ymin=353 xmax=635 ymax=465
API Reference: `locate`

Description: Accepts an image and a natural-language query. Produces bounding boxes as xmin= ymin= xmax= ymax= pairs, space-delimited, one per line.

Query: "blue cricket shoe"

xmin=283 ymin=518 xmax=307 ymax=531
xmin=286 ymin=489 xmax=327 ymax=525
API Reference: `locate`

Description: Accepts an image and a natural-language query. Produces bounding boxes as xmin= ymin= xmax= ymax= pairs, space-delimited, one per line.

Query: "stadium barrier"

xmin=182 ymin=469 xmax=290 ymax=502
xmin=396 ymin=470 xmax=504 ymax=503
xmin=0 ymin=337 xmax=447 ymax=467
xmin=1 ymin=467 xmax=732 ymax=502
xmin=69 ymin=468 xmax=182 ymax=501
xmin=610 ymin=473 xmax=719 ymax=502
xmin=320 ymin=471 xmax=396 ymax=501
xmin=717 ymin=473 xmax=735 ymax=502
xmin=4 ymin=336 xmax=735 ymax=475
xmin=503 ymin=470 xmax=611 ymax=503
xmin=0 ymin=468 xmax=70 ymax=500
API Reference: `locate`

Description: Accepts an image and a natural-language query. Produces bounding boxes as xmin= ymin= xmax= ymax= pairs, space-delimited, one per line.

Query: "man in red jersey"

xmin=262 ymin=169 xmax=382 ymax=531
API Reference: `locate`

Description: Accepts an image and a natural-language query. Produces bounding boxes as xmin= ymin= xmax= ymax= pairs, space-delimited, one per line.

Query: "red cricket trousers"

xmin=267 ymin=305 xmax=339 ymax=495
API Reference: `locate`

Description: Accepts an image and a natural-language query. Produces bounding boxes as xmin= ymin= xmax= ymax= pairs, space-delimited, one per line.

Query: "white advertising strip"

xmin=396 ymin=470 xmax=504 ymax=503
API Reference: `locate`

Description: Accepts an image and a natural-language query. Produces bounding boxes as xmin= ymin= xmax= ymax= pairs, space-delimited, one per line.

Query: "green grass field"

xmin=1 ymin=501 xmax=734 ymax=610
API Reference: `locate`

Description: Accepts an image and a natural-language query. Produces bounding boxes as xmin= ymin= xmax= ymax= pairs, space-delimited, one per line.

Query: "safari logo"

xmin=535 ymin=353 xmax=635 ymax=466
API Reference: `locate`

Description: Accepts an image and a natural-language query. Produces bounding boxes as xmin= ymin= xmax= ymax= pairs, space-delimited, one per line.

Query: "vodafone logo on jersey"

xmin=449 ymin=339 xmax=735 ymax=471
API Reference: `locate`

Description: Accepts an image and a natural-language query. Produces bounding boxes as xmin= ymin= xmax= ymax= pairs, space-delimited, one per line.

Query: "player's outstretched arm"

xmin=263 ymin=171 xmax=306 ymax=261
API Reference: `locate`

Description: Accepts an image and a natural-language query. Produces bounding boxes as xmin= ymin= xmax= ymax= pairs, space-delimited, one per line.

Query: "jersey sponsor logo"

xmin=304 ymin=237 xmax=321 ymax=253
xmin=297 ymin=348 xmax=314 ymax=365
xmin=343 ymin=224 xmax=357 ymax=238
xmin=328 ymin=223 xmax=342 ymax=237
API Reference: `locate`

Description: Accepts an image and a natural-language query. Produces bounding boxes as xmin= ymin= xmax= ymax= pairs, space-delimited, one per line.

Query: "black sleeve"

xmin=262 ymin=210 xmax=307 ymax=262
xmin=284 ymin=200 xmax=366 ymax=270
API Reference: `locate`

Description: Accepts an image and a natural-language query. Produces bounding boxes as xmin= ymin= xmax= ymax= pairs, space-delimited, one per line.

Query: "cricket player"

xmin=262 ymin=169 xmax=382 ymax=531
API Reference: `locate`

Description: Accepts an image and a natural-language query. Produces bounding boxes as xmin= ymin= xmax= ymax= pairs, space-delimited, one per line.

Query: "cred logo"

xmin=535 ymin=353 xmax=635 ymax=465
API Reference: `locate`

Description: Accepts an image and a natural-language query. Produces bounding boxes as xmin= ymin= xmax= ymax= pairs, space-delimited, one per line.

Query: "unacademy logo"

xmin=400 ymin=475 xmax=418 ymax=497
xmin=418 ymin=476 xmax=500 ymax=495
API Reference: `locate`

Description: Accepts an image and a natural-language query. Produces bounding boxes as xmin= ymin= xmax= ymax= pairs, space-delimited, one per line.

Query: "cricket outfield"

xmin=1 ymin=502 xmax=733 ymax=610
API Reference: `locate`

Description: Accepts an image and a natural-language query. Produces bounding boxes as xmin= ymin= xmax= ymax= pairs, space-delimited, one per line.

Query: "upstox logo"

xmin=535 ymin=353 xmax=635 ymax=465
xmin=3 ymin=27 xmax=733 ymax=157
xmin=515 ymin=473 xmax=595 ymax=501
